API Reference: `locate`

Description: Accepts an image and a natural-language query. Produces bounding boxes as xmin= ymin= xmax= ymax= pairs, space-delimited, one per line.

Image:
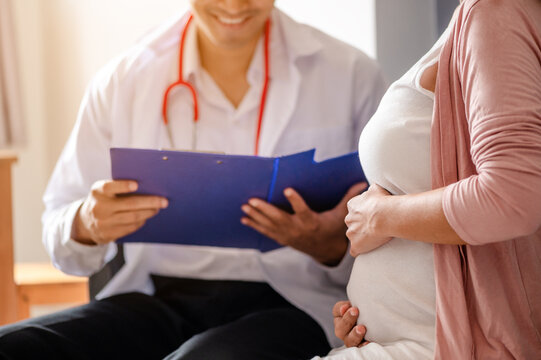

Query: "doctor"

xmin=0 ymin=0 xmax=386 ymax=359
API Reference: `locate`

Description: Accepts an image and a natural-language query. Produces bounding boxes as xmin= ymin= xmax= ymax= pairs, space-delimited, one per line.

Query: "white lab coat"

xmin=42 ymin=9 xmax=387 ymax=347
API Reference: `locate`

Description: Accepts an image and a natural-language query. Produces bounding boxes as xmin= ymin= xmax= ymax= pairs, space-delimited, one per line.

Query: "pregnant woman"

xmin=322 ymin=0 xmax=541 ymax=359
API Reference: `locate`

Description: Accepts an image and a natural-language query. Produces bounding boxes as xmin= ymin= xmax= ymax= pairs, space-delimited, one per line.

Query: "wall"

xmin=437 ymin=0 xmax=457 ymax=35
xmin=10 ymin=0 xmax=377 ymax=263
xmin=41 ymin=0 xmax=194 ymax=172
xmin=11 ymin=0 xmax=48 ymax=263
xmin=375 ymin=0 xmax=438 ymax=82
xmin=276 ymin=0 xmax=376 ymax=58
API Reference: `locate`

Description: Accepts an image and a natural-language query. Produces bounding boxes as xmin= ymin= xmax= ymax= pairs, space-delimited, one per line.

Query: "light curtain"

xmin=0 ymin=0 xmax=24 ymax=148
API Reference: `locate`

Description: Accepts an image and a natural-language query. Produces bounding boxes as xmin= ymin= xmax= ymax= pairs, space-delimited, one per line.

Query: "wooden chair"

xmin=0 ymin=151 xmax=89 ymax=325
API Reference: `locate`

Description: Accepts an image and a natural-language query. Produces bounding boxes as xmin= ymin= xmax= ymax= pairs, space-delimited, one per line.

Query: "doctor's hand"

xmin=71 ymin=180 xmax=168 ymax=246
xmin=333 ymin=301 xmax=369 ymax=348
xmin=345 ymin=184 xmax=393 ymax=257
xmin=241 ymin=182 xmax=367 ymax=266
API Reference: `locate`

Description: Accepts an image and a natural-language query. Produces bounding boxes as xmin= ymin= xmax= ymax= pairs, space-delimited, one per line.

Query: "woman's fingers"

xmin=334 ymin=307 xmax=359 ymax=340
xmin=332 ymin=301 xmax=352 ymax=317
xmin=344 ymin=325 xmax=367 ymax=348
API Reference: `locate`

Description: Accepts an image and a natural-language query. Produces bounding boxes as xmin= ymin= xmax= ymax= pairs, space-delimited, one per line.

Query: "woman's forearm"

xmin=376 ymin=187 xmax=466 ymax=245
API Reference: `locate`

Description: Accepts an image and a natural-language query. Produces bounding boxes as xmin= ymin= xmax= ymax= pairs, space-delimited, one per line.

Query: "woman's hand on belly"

xmin=345 ymin=184 xmax=393 ymax=256
xmin=333 ymin=301 xmax=370 ymax=348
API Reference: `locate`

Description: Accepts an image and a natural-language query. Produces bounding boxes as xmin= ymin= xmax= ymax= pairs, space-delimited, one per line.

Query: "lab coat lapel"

xmin=257 ymin=64 xmax=300 ymax=157
xmin=257 ymin=9 xmax=322 ymax=157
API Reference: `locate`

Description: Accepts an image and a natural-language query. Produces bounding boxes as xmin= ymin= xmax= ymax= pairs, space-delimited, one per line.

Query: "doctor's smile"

xmin=190 ymin=0 xmax=274 ymax=47
xmin=215 ymin=15 xmax=249 ymax=26
xmin=210 ymin=10 xmax=255 ymax=28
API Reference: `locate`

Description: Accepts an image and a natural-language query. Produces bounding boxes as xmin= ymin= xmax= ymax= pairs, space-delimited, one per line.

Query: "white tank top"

xmin=347 ymin=28 xmax=450 ymax=358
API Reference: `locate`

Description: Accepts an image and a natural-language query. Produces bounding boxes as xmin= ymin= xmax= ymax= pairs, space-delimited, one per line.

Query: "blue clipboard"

xmin=111 ymin=148 xmax=365 ymax=252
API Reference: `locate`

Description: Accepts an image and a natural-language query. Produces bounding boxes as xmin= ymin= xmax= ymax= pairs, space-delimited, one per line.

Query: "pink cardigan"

xmin=431 ymin=0 xmax=541 ymax=358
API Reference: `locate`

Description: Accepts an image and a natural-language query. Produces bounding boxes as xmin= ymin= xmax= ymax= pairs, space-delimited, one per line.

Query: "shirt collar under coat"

xmin=179 ymin=8 xmax=323 ymax=156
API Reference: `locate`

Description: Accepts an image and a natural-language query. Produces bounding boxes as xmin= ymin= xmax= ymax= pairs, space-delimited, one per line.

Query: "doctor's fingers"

xmin=91 ymin=179 xmax=138 ymax=197
xmin=96 ymin=194 xmax=169 ymax=215
xmin=108 ymin=208 xmax=161 ymax=226
xmin=243 ymin=199 xmax=289 ymax=224
xmin=93 ymin=221 xmax=148 ymax=244
xmin=240 ymin=216 xmax=284 ymax=244
xmin=283 ymin=188 xmax=314 ymax=221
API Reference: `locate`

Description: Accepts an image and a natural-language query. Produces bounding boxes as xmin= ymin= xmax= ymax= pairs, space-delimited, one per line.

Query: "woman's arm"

xmin=345 ymin=185 xmax=464 ymax=256
xmin=440 ymin=0 xmax=541 ymax=245
xmin=346 ymin=1 xmax=541 ymax=255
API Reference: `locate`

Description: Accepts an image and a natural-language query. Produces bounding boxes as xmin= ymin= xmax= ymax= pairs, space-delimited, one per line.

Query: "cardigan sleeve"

xmin=442 ymin=0 xmax=541 ymax=245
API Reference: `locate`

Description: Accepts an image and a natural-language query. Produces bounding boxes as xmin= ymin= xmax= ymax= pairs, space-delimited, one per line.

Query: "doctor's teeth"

xmin=218 ymin=17 xmax=246 ymax=25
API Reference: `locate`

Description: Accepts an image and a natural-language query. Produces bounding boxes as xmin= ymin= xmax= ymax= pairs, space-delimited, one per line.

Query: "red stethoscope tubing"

xmin=161 ymin=14 xmax=271 ymax=156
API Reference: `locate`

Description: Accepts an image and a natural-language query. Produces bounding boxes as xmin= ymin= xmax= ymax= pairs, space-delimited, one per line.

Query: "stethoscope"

xmin=162 ymin=14 xmax=271 ymax=156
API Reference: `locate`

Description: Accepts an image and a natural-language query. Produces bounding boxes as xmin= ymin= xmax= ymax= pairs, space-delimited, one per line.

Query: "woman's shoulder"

xmin=460 ymin=0 xmax=539 ymax=25
xmin=454 ymin=0 xmax=541 ymax=56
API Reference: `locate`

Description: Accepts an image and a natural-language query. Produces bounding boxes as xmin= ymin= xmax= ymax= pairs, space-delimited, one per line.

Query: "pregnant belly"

xmin=346 ymin=238 xmax=436 ymax=348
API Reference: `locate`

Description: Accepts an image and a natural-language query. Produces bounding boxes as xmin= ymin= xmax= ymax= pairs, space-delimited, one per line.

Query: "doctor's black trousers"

xmin=0 ymin=276 xmax=331 ymax=360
